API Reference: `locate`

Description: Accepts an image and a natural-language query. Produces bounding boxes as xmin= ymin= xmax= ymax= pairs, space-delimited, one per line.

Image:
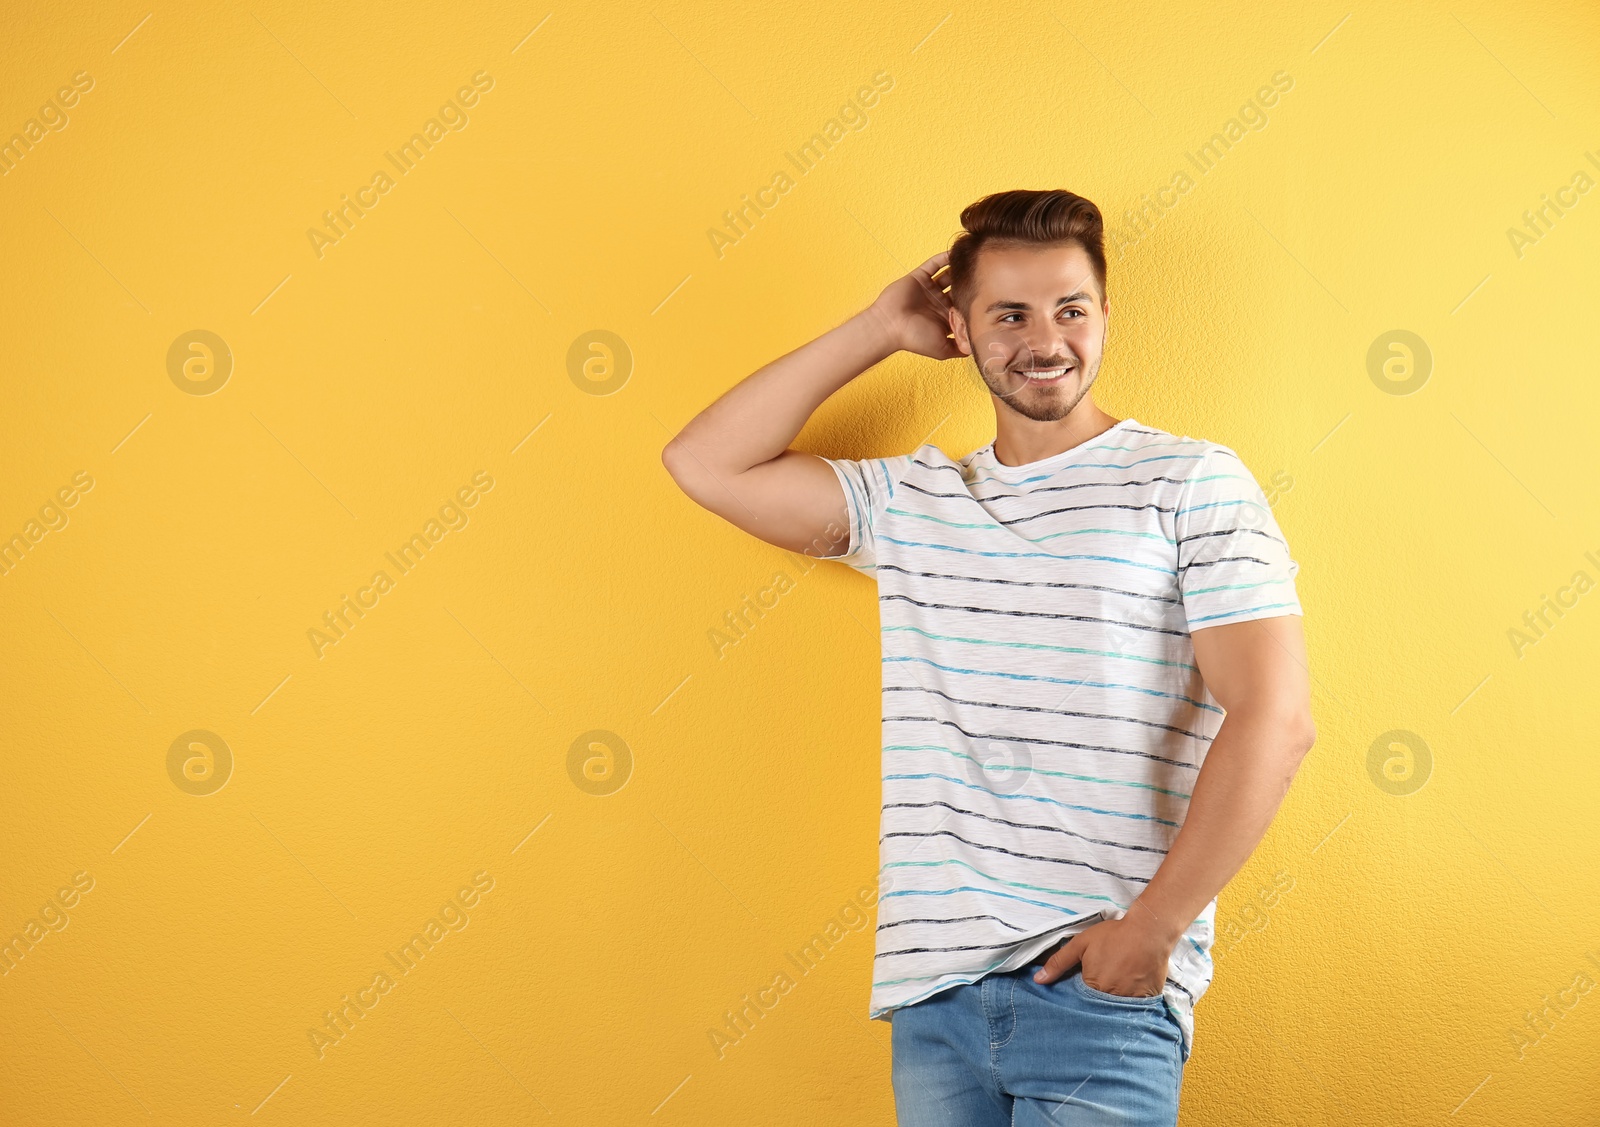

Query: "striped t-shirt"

xmin=819 ymin=417 xmax=1303 ymax=1063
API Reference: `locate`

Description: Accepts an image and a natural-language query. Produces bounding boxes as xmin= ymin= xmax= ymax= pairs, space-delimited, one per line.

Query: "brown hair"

xmin=946 ymin=189 xmax=1107 ymax=319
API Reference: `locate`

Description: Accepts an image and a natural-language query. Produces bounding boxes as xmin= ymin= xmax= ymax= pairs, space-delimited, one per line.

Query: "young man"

xmin=662 ymin=189 xmax=1315 ymax=1125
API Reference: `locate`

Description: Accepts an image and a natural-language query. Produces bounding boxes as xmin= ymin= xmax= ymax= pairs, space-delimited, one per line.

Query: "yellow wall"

xmin=2 ymin=0 xmax=1598 ymax=1122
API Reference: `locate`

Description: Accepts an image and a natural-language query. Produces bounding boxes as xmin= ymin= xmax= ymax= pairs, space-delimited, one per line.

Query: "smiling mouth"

xmin=1017 ymin=365 xmax=1075 ymax=383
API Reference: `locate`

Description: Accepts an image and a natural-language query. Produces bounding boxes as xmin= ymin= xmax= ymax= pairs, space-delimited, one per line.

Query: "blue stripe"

xmin=1188 ymin=602 xmax=1299 ymax=624
xmin=885 ymin=744 xmax=1194 ymax=798
xmin=1174 ymin=472 xmax=1252 ymax=490
xmin=882 ymin=655 xmax=1223 ymax=714
xmin=837 ymin=465 xmax=866 ymax=555
xmin=882 ymin=625 xmax=1197 ymax=672
xmin=1176 ymin=498 xmax=1256 ymax=516
xmin=878 ymin=457 xmax=898 ymax=502
xmin=878 ymin=536 xmax=1176 ymax=574
xmin=871 ymin=913 xmax=1211 ymax=998
xmin=965 ymin=452 xmax=1205 ymax=489
xmin=878 ymin=884 xmax=1111 ymax=915
xmin=1184 ymin=579 xmax=1292 ymax=595
xmin=1074 ymin=439 xmax=1206 ymax=455
xmin=883 ymin=771 xmax=1183 ymax=827
xmin=887 ymin=507 xmax=1173 ymax=542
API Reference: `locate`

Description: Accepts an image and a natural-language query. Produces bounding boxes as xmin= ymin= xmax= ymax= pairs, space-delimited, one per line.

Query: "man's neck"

xmin=991 ymin=402 xmax=1123 ymax=467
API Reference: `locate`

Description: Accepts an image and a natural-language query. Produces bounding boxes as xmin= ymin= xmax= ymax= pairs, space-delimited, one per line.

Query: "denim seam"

xmin=982 ymin=978 xmax=1007 ymax=1095
xmin=992 ymin=974 xmax=1018 ymax=1051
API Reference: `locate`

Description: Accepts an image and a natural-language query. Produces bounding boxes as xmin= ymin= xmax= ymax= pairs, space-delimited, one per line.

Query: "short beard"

xmin=975 ymin=356 xmax=1099 ymax=423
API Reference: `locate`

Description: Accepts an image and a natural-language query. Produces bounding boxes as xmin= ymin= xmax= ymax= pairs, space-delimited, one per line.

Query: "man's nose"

xmin=1019 ymin=331 xmax=1072 ymax=362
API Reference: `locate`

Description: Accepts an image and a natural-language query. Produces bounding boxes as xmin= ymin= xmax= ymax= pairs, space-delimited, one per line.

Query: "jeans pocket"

xmin=1071 ymin=973 xmax=1166 ymax=1007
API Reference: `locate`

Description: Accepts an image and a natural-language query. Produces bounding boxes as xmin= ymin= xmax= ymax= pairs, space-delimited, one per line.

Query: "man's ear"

xmin=948 ymin=306 xmax=972 ymax=356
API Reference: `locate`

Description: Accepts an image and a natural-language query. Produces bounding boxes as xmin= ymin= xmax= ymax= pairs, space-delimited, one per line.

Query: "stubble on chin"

xmin=989 ymin=369 xmax=1094 ymax=423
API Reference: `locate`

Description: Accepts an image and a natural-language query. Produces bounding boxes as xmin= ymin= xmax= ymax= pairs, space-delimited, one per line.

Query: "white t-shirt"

xmin=820 ymin=417 xmax=1303 ymax=1063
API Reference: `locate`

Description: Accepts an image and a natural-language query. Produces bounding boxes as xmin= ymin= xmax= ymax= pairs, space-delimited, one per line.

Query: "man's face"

xmin=949 ymin=242 xmax=1108 ymax=423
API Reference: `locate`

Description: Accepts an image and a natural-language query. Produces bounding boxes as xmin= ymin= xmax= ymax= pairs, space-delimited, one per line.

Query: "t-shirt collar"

xmin=971 ymin=417 xmax=1138 ymax=473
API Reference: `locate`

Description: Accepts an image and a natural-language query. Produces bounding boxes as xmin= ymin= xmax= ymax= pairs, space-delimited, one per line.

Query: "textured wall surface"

xmin=2 ymin=1 xmax=1598 ymax=1123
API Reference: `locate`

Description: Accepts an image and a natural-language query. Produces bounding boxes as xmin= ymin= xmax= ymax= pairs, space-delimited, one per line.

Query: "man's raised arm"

xmin=660 ymin=252 xmax=960 ymax=557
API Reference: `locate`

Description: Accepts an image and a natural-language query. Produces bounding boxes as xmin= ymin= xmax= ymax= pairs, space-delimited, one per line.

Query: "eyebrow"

xmin=984 ymin=292 xmax=1097 ymax=313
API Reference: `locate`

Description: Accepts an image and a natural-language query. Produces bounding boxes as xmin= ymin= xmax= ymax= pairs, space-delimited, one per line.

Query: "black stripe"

xmin=1177 ymin=526 xmax=1286 ymax=549
xmin=901 ymin=478 xmax=1186 ymax=529
xmin=879 ymin=828 xmax=1154 ymax=884
xmin=878 ymin=593 xmax=1192 ymax=638
xmin=975 ymin=476 xmax=1193 ymax=501
xmin=876 ymin=913 xmax=1028 ymax=933
xmin=885 ymin=687 xmax=1212 ymax=744
xmin=873 ymin=562 xmax=1179 ymax=606
xmin=901 ymin=475 xmax=1194 ymax=503
xmin=885 ymin=711 xmax=1208 ymax=763
xmin=884 ymin=799 xmax=1171 ymax=858
xmin=995 ymin=501 xmax=1178 ymax=530
xmin=1178 ymin=554 xmax=1272 ymax=574
xmin=884 ymin=694 xmax=1212 ymax=750
xmin=878 ymin=938 xmax=1043 ymax=958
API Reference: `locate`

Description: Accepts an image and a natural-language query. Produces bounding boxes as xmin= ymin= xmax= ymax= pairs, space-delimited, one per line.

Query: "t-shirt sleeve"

xmin=1175 ymin=445 xmax=1303 ymax=631
xmin=816 ymin=453 xmax=914 ymax=572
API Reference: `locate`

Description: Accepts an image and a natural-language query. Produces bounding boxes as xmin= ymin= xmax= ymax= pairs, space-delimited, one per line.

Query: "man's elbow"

xmin=661 ymin=436 xmax=684 ymax=476
xmin=1288 ymin=711 xmax=1317 ymax=762
xmin=662 ymin=438 xmax=731 ymax=516
xmin=661 ymin=437 xmax=697 ymax=494
xmin=1233 ymin=704 xmax=1317 ymax=764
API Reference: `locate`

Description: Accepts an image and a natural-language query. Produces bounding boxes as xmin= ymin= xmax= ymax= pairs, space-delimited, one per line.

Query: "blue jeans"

xmin=890 ymin=961 xmax=1185 ymax=1126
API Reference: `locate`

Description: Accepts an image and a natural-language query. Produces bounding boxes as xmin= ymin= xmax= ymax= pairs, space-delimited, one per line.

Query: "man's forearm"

xmin=1129 ymin=708 xmax=1313 ymax=943
xmin=667 ymin=308 xmax=897 ymax=475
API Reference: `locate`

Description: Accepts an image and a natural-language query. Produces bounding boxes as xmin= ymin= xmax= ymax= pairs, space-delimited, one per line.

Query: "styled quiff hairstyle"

xmin=946 ymin=189 xmax=1108 ymax=320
